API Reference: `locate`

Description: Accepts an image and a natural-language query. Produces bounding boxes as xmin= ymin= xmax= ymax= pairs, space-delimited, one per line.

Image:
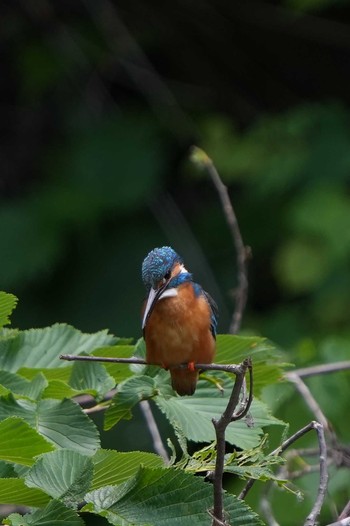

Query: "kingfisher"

xmin=141 ymin=246 xmax=218 ymax=396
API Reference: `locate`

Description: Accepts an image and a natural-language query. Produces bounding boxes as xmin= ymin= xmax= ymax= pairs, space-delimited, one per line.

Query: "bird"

xmin=141 ymin=246 xmax=218 ymax=396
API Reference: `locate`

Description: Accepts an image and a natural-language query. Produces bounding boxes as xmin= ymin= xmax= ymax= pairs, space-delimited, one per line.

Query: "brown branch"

xmin=189 ymin=147 xmax=250 ymax=334
xmin=60 ymin=353 xmax=241 ymax=374
xmin=303 ymin=422 xmax=328 ymax=526
xmin=211 ymin=358 xmax=253 ymax=526
xmin=291 ymin=361 xmax=350 ymax=378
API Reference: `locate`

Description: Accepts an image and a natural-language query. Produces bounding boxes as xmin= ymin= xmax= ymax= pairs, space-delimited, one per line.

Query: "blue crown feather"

xmin=142 ymin=246 xmax=183 ymax=289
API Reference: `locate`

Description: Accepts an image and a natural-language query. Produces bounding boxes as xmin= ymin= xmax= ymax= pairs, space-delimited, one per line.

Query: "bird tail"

xmin=170 ymin=369 xmax=199 ymax=396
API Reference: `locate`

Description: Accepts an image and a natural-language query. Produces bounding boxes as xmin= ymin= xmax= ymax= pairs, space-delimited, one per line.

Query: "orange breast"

xmin=144 ymin=283 xmax=215 ymax=368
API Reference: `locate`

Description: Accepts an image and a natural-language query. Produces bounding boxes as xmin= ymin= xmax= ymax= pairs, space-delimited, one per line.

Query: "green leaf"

xmin=104 ymin=376 xmax=156 ymax=430
xmin=0 ymin=371 xmax=47 ymax=400
xmin=4 ymin=499 xmax=84 ymax=526
xmin=0 ymin=396 xmax=100 ymax=455
xmin=91 ymin=450 xmax=165 ymax=489
xmin=41 ymin=379 xmax=84 ymax=400
xmin=83 ymin=467 xmax=263 ymax=526
xmin=0 ymin=292 xmax=18 ymax=328
xmin=0 ymin=417 xmax=54 ymax=466
xmin=155 ymin=377 xmax=283 ymax=449
xmin=26 ymin=449 xmax=93 ymax=508
xmin=0 ymin=323 xmax=116 ymax=373
xmin=0 ymin=460 xmax=17 ymax=478
xmin=0 ymin=478 xmax=50 ymax=507
xmin=69 ymin=359 xmax=115 ymax=400
xmin=92 ymin=345 xmax=135 ymax=383
xmin=215 ymin=335 xmax=286 ymax=394
xmin=37 ymin=399 xmax=100 ymax=454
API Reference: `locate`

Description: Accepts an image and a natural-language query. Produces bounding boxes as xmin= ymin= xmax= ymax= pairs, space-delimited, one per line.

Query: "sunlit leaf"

xmin=0 ymin=417 xmax=54 ymax=466
xmin=91 ymin=450 xmax=164 ymax=489
xmin=69 ymin=359 xmax=115 ymax=400
xmin=155 ymin=377 xmax=284 ymax=449
xmin=0 ymin=292 xmax=18 ymax=328
xmin=84 ymin=467 xmax=263 ymax=526
xmin=26 ymin=449 xmax=93 ymax=508
xmin=0 ymin=478 xmax=49 ymax=507
xmin=0 ymin=395 xmax=100 ymax=455
xmin=0 ymin=323 xmax=116 ymax=373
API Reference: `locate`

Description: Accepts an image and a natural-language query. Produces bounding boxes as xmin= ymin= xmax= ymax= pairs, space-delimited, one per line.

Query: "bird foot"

xmin=187 ymin=361 xmax=196 ymax=372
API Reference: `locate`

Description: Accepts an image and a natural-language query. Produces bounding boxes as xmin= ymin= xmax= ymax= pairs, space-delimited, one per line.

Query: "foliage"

xmin=0 ymin=294 xmax=286 ymax=525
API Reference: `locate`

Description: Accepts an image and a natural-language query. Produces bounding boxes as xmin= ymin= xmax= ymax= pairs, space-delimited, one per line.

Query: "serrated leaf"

xmin=69 ymin=359 xmax=115 ymax=400
xmin=83 ymin=467 xmax=263 ymax=526
xmin=0 ymin=478 xmax=50 ymax=507
xmin=215 ymin=335 xmax=285 ymax=394
xmin=0 ymin=371 xmax=47 ymax=400
xmin=0 ymin=292 xmax=18 ymax=328
xmin=155 ymin=377 xmax=283 ymax=449
xmin=25 ymin=449 xmax=93 ymax=508
xmin=41 ymin=379 xmax=84 ymax=400
xmin=37 ymin=399 xmax=100 ymax=454
xmin=92 ymin=345 xmax=135 ymax=383
xmin=91 ymin=450 xmax=164 ymax=489
xmin=0 ymin=396 xmax=100 ymax=455
xmin=0 ymin=323 xmax=116 ymax=373
xmin=104 ymin=376 xmax=156 ymax=431
xmin=0 ymin=417 xmax=54 ymax=466
xmin=3 ymin=499 xmax=84 ymax=526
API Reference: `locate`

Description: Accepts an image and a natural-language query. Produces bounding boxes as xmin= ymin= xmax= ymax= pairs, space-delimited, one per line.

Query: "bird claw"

xmin=187 ymin=361 xmax=196 ymax=372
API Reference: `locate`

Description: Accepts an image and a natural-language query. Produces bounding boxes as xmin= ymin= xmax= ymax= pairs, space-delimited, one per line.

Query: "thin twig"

xmin=304 ymin=422 xmax=328 ymax=526
xmin=211 ymin=358 xmax=252 ymax=526
xmin=240 ymin=421 xmax=328 ymax=526
xmin=339 ymin=501 xmax=350 ymax=520
xmin=326 ymin=520 xmax=350 ymax=526
xmin=260 ymin=484 xmax=280 ymax=526
xmin=239 ymin=421 xmax=324 ymax=500
xmin=286 ymin=372 xmax=330 ymax=433
xmin=291 ymin=361 xmax=350 ymax=378
xmin=139 ymin=400 xmax=170 ymax=463
xmin=60 ymin=354 xmax=241 ymax=374
xmin=190 ymin=147 xmax=250 ymax=334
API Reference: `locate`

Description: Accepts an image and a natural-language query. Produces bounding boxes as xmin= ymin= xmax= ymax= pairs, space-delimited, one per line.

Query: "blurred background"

xmin=2 ymin=1 xmax=350 ymax=524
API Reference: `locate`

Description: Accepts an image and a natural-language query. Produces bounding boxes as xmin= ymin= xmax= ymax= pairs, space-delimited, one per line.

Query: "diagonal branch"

xmin=189 ymin=147 xmax=250 ymax=335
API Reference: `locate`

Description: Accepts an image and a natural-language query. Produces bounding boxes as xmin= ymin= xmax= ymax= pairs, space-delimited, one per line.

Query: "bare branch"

xmin=291 ymin=361 xmax=350 ymax=378
xmin=339 ymin=501 xmax=350 ymax=520
xmin=189 ymin=147 xmax=250 ymax=334
xmin=211 ymin=358 xmax=253 ymax=526
xmin=139 ymin=400 xmax=170 ymax=464
xmin=326 ymin=520 xmax=350 ymax=526
xmin=286 ymin=372 xmax=330 ymax=433
xmin=239 ymin=421 xmax=325 ymax=500
xmin=60 ymin=353 xmax=241 ymax=374
xmin=304 ymin=422 xmax=328 ymax=526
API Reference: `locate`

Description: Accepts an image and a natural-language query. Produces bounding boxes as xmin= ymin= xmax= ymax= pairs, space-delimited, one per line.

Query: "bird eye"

xmin=164 ymin=270 xmax=171 ymax=281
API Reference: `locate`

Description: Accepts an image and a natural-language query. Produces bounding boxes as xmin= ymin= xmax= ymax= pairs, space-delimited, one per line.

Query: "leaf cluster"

xmin=0 ymin=293 xmax=287 ymax=525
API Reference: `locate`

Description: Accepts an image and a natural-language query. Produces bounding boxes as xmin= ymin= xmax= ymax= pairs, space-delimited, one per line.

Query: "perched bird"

xmin=141 ymin=246 xmax=218 ymax=396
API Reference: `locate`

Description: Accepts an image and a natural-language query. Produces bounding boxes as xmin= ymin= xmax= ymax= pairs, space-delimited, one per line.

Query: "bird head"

xmin=141 ymin=246 xmax=187 ymax=329
xmin=142 ymin=246 xmax=183 ymax=290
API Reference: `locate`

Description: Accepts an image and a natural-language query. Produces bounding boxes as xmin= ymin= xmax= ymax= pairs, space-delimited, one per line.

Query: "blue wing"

xmin=192 ymin=283 xmax=218 ymax=339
